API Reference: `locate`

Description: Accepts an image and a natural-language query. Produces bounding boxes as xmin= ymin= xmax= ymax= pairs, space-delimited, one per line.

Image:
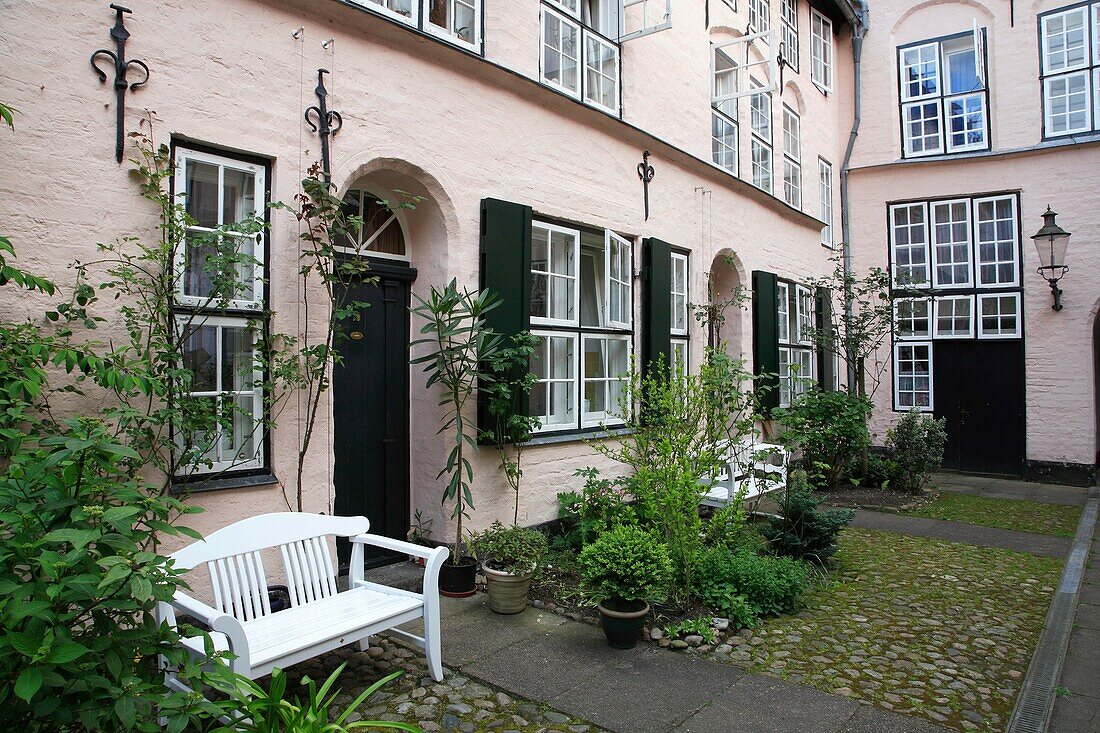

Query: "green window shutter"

xmin=478 ymin=198 xmax=533 ymax=436
xmin=752 ymin=270 xmax=780 ymax=411
xmin=816 ymin=286 xmax=836 ymax=391
xmin=642 ymin=238 xmax=672 ymax=378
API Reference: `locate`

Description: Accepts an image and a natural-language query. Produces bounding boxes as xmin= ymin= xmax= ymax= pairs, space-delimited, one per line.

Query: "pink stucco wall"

xmin=847 ymin=0 xmax=1100 ymax=467
xmin=0 ymin=0 xmax=853 ymax=545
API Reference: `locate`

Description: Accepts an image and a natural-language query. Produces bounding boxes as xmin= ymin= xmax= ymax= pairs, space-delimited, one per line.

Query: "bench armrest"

xmin=351 ymin=533 xmax=446 ymax=559
xmin=349 ymin=533 xmax=450 ymax=596
xmin=160 ymin=591 xmax=251 ymax=673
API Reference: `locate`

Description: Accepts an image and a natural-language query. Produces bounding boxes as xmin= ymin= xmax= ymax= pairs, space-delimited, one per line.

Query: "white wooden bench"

xmin=700 ymin=440 xmax=789 ymax=508
xmin=157 ymin=512 xmax=450 ymax=692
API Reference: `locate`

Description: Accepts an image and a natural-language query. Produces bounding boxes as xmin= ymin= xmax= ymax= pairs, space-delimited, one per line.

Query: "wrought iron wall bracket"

xmin=637 ymin=150 xmax=655 ymax=221
xmin=90 ymin=3 xmax=149 ymax=164
xmin=305 ymin=68 xmax=343 ymax=183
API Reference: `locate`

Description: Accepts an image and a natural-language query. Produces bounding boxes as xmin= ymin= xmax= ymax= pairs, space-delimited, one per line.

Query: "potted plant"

xmin=578 ymin=524 xmax=672 ymax=649
xmin=407 ymin=510 xmax=434 ymax=566
xmin=470 ymin=520 xmax=548 ymax=614
xmin=411 ymin=280 xmax=502 ymax=597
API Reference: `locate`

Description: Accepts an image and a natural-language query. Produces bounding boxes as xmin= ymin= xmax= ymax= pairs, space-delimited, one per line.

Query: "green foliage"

xmin=776 ymin=389 xmax=872 ymax=489
xmin=593 ymin=353 xmax=757 ymax=599
xmin=578 ymin=525 xmax=672 ymax=604
xmin=887 ymin=408 xmax=947 ymax=493
xmin=712 ymin=593 xmax=758 ymax=631
xmin=554 ymin=467 xmax=634 ymax=551
xmin=478 ymin=331 xmax=541 ymax=525
xmin=858 ymin=452 xmax=898 ymax=490
xmin=0 ymin=102 xmax=15 ymax=131
xmin=407 ymin=510 xmax=434 ymax=546
xmin=700 ymin=503 xmax=749 ymax=551
xmin=411 ymin=280 xmax=502 ymax=561
xmin=694 ymin=546 xmax=809 ymax=619
xmin=207 ymin=664 xmax=420 ymax=732
xmin=0 ymin=419 xmax=215 ymax=731
xmin=663 ymin=618 xmax=717 ymax=645
xmin=470 ymin=521 xmax=547 ymax=575
xmin=761 ymin=471 xmax=854 ymax=564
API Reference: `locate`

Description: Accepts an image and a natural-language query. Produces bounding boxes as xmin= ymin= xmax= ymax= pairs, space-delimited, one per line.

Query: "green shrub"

xmin=554 ymin=468 xmax=634 ymax=551
xmin=715 ymin=593 xmax=758 ymax=632
xmin=578 ymin=525 xmax=672 ymax=605
xmin=775 ymin=389 xmax=873 ymax=489
xmin=701 ymin=503 xmax=749 ymax=550
xmin=663 ymin=618 xmax=717 ymax=645
xmin=469 ymin=521 xmax=547 ymax=575
xmin=887 ymin=408 xmax=947 ymax=493
xmin=694 ymin=546 xmax=809 ymax=619
xmin=762 ymin=471 xmax=854 ymax=564
xmin=859 ymin=452 xmax=898 ymax=490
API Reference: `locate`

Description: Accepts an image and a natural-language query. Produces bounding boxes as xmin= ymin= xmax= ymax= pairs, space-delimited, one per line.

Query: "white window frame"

xmin=930 ymin=198 xmax=973 ymax=289
xmin=1044 ymin=70 xmax=1093 ymax=135
xmin=671 ymin=338 xmax=689 ymax=375
xmin=777 ymin=281 xmax=790 ymax=343
xmin=1039 ymin=4 xmax=1100 ymax=138
xmin=584 ymin=30 xmax=622 ymax=115
xmin=542 ymin=2 xmax=622 ymax=114
xmin=175 ymin=314 xmax=265 ymax=475
xmin=530 ymin=330 xmax=580 ymax=433
xmin=581 ymin=333 xmax=632 ymax=427
xmin=932 ymin=294 xmax=975 ymax=339
xmin=780 ymin=0 xmax=799 ymax=71
xmin=749 ymin=0 xmax=770 ymax=34
xmin=818 ymin=158 xmax=834 ymax=246
xmin=902 ymin=100 xmax=945 ymax=157
xmin=541 ymin=6 xmax=583 ymax=99
xmin=712 ymin=111 xmax=739 ymax=174
xmin=795 ymin=284 xmax=813 ymax=344
xmin=423 ymin=0 xmax=482 ymax=52
xmin=336 ymin=188 xmax=411 ymax=261
xmin=893 ymin=297 xmax=931 ymax=340
xmin=894 ymin=341 xmax=933 ymax=412
xmin=671 ymin=252 xmax=689 ymax=336
xmin=712 ymin=30 xmax=780 ymax=100
xmin=782 ymin=106 xmax=802 ymax=209
xmin=353 ymin=0 xmax=419 ymax=26
xmin=173 ymin=147 xmax=266 ymax=313
xmin=750 ymin=81 xmax=774 ymax=193
xmin=973 ymin=194 xmax=1020 ymax=287
xmin=606 ymin=230 xmax=633 ymax=329
xmin=1042 ymin=6 xmax=1090 ymax=75
xmin=620 ymin=0 xmax=672 ymax=42
xmin=889 ymin=202 xmax=930 ymax=288
xmin=810 ymin=9 xmax=833 ymax=92
xmin=977 ymin=292 xmax=1022 ymax=339
xmin=531 ymin=220 xmax=581 ymax=327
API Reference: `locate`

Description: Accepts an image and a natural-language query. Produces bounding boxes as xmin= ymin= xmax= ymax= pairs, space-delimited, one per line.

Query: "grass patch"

xmin=904 ymin=492 xmax=1082 ymax=538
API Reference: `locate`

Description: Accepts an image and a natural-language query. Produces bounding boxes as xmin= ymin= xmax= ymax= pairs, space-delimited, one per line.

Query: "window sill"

xmin=524 ymin=426 xmax=631 ymax=447
xmin=172 ymin=472 xmax=279 ymax=495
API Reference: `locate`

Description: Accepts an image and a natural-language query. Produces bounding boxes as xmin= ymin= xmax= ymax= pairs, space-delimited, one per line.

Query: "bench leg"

xmin=358 ymin=637 xmax=371 ymax=652
xmin=424 ymin=611 xmax=443 ymax=682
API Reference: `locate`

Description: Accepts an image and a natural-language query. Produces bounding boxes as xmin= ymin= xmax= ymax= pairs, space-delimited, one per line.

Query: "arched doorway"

xmin=708 ymin=250 xmax=746 ymax=359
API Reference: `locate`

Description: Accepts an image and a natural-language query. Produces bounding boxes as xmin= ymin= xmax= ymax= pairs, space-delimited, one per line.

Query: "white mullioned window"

xmin=173 ymin=146 xmax=268 ymax=480
xmin=782 ymin=106 xmax=802 ymax=209
xmin=541 ymin=1 xmax=622 ymax=114
xmin=750 ymin=82 xmax=773 ymax=193
xmin=930 ymin=199 xmax=973 ymax=288
xmin=776 ymin=281 xmax=790 ymax=343
xmin=978 ymin=293 xmax=1022 ymax=338
xmin=894 ymin=342 xmax=933 ymax=411
xmin=353 ymin=0 xmax=482 ymax=52
xmin=671 ymin=338 xmax=689 ymax=375
xmin=810 ymin=9 xmax=833 ymax=92
xmin=711 ymin=47 xmax=739 ymax=174
xmin=530 ymin=219 xmax=633 ymax=433
xmin=932 ymin=295 xmax=974 ymax=338
xmin=1039 ymin=4 xmax=1100 ymax=137
xmin=777 ymin=280 xmax=815 ymax=407
xmin=974 ymin=195 xmax=1019 ymax=286
xmin=749 ymin=0 xmax=770 ymax=34
xmin=894 ymin=297 xmax=931 ymax=339
xmin=671 ymin=252 xmax=689 ymax=336
xmin=898 ymin=27 xmax=988 ymax=157
xmin=819 ymin=158 xmax=834 ymax=246
xmin=781 ymin=0 xmax=799 ymax=71
xmin=890 ymin=202 xmax=930 ymax=287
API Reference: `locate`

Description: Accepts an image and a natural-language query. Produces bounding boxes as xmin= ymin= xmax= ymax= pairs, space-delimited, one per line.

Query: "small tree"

xmin=411 ymin=281 xmax=502 ymax=563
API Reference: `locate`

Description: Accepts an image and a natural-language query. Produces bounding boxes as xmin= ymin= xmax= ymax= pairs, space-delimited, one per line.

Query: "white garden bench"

xmin=700 ymin=439 xmax=789 ymax=508
xmin=157 ymin=512 xmax=450 ymax=693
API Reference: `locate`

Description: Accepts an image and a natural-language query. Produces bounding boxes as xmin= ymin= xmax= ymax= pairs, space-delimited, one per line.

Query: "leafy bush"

xmin=470 ymin=521 xmax=547 ymax=575
xmin=887 ymin=408 xmax=947 ymax=493
xmin=694 ymin=546 xmax=809 ymax=619
xmin=761 ymin=471 xmax=854 ymax=564
xmin=0 ymin=419 xmax=213 ymax=731
xmin=207 ymin=664 xmax=419 ymax=732
xmin=701 ymin=503 xmax=749 ymax=550
xmin=776 ymin=389 xmax=872 ymax=489
xmin=859 ymin=452 xmax=898 ymax=490
xmin=713 ymin=593 xmax=758 ymax=632
xmin=663 ymin=618 xmax=717 ymax=645
xmin=554 ymin=468 xmax=634 ymax=551
xmin=578 ymin=525 xmax=672 ymax=605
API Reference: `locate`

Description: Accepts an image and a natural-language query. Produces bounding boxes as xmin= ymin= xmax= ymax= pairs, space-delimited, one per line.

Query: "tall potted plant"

xmin=411 ymin=280 xmax=501 ymax=597
xmin=578 ymin=525 xmax=673 ymax=649
xmin=470 ymin=521 xmax=547 ymax=614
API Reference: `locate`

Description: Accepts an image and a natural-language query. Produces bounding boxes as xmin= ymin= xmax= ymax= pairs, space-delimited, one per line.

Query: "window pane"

xmin=185 ymin=160 xmax=220 ymax=227
xmin=223 ymin=392 xmax=257 ymax=461
xmin=975 ymin=196 xmax=1017 ymax=286
xmin=932 ymin=200 xmax=971 ymax=286
xmin=752 ymin=140 xmax=773 ymax=192
xmin=222 ymin=325 xmax=256 ymax=392
xmin=1044 ymin=8 xmax=1088 ymax=73
xmin=222 ymin=167 xmax=257 ymax=226
xmin=712 ymin=113 xmax=738 ymax=173
xmin=183 ymin=324 xmax=218 ymax=392
xmin=1045 ymin=73 xmax=1091 ymax=134
xmin=901 ymin=44 xmax=939 ymax=99
xmin=544 ymin=12 xmax=580 ymax=94
xmin=892 ymin=203 xmax=929 ymax=286
xmin=903 ymin=100 xmax=942 ymax=155
xmin=946 ymin=93 xmax=985 ymax=150
xmin=584 ymin=34 xmax=619 ymax=111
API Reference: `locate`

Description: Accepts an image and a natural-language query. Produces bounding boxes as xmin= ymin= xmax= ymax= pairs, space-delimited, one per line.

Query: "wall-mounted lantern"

xmin=1031 ymin=206 xmax=1071 ymax=311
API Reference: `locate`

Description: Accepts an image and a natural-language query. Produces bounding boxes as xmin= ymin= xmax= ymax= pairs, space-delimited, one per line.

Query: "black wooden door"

xmin=333 ymin=262 xmax=415 ymax=568
xmin=933 ymin=340 xmax=1025 ymax=476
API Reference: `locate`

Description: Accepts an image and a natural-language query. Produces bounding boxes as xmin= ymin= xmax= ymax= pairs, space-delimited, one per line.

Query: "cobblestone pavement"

xmin=286 ymin=637 xmax=606 ymax=733
xmin=694 ymin=528 xmax=1062 ymax=732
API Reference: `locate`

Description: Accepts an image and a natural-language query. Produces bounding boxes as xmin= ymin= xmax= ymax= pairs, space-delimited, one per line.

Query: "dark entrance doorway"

xmin=333 ymin=260 xmax=416 ymax=568
xmin=933 ymin=340 xmax=1026 ymax=476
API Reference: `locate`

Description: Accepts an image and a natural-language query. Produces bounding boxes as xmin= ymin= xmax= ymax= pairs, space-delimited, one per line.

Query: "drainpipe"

xmin=839 ymin=0 xmax=869 ymax=389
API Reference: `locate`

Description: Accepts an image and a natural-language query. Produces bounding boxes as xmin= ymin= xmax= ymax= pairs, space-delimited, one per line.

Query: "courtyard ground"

xmin=278 ymin=474 xmax=1090 ymax=733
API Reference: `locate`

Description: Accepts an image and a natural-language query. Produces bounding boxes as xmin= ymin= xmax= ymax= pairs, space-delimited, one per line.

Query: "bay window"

xmin=541 ymin=1 xmax=622 ymax=115
xmin=897 ymin=27 xmax=988 ymax=157
xmin=173 ymin=145 xmax=269 ymax=479
xmin=1039 ymin=2 xmax=1100 ymax=137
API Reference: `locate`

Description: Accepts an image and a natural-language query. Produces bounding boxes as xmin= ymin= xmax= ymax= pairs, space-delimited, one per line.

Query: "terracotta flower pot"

xmin=483 ymin=566 xmax=533 ymax=614
xmin=597 ymin=600 xmax=650 ymax=649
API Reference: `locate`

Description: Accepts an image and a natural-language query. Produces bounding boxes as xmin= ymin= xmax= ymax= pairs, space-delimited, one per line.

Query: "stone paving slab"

xmin=671 ymin=673 xmax=858 ymax=732
xmin=930 ymin=474 xmax=1088 ymax=507
xmin=850 ymin=509 xmax=1071 ymax=557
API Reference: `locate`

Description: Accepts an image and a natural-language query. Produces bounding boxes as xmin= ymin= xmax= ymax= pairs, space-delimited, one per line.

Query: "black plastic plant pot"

xmin=438 ymin=555 xmax=478 ymax=598
xmin=597 ymin=599 xmax=650 ymax=649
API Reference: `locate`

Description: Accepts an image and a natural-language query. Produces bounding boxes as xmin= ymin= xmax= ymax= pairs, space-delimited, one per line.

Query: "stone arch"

xmin=708 ymin=248 xmax=749 ymax=359
xmin=781 ymin=80 xmax=807 ymax=115
xmin=890 ymin=0 xmax=995 ymax=41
